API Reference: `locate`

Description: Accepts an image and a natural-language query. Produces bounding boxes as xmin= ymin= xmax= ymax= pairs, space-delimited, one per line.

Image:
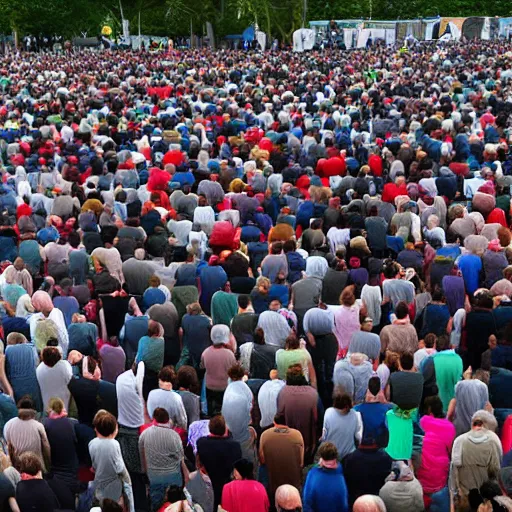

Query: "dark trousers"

xmin=309 ymin=333 xmax=338 ymax=408
xmin=206 ymin=388 xmax=225 ymax=417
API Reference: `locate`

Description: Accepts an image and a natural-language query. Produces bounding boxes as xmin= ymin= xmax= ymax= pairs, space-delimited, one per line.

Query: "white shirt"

xmin=116 ymin=365 xmax=145 ymax=428
xmin=36 ymin=360 xmax=73 ymax=411
xmin=258 ymin=379 xmax=285 ymax=428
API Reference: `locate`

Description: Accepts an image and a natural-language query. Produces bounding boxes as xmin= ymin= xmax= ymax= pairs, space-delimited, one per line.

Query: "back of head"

xmin=100 ymin=499 xmax=123 ymax=512
xmin=209 ymin=414 xmax=226 ymax=436
xmin=158 ymin=365 xmax=177 ymax=385
xmin=471 ymin=410 xmax=498 ymax=432
xmin=237 ymin=294 xmax=250 ymax=310
xmin=367 ymin=376 xmax=381 ymax=397
xmin=18 ymin=452 xmax=42 ymax=476
xmin=399 ymin=352 xmax=414 ymax=371
xmin=275 ymin=485 xmax=302 ymax=512
xmin=353 ymin=495 xmax=387 ymax=512
xmin=395 ymin=301 xmax=409 ymax=320
xmin=153 ymin=407 xmax=170 ymax=424
xmin=211 ymin=324 xmax=230 ymax=346
xmin=436 ymin=334 xmax=450 ymax=351
xmin=424 ymin=333 xmax=437 ymax=349
xmin=317 ymin=442 xmax=338 ymax=461
xmin=286 ymin=364 xmax=306 ymax=386
xmin=424 ymin=395 xmax=445 ymax=419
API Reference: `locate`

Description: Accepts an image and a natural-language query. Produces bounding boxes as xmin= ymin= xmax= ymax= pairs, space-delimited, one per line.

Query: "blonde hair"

xmin=48 ymin=397 xmax=65 ymax=415
xmin=256 ymin=276 xmax=271 ymax=291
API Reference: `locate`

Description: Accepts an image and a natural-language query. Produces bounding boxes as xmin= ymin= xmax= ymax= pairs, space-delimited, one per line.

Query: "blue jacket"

xmin=303 ymin=464 xmax=349 ymax=512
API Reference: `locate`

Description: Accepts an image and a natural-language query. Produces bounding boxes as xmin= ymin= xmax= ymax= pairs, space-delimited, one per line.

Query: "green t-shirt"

xmin=433 ymin=350 xmax=463 ymax=412
xmin=385 ymin=408 xmax=414 ymax=460
xmin=276 ymin=348 xmax=311 ymax=381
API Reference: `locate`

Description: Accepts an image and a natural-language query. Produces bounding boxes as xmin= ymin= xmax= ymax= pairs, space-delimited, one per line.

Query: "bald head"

xmin=275 ymin=485 xmax=302 ymax=511
xmin=353 ymin=495 xmax=387 ymax=512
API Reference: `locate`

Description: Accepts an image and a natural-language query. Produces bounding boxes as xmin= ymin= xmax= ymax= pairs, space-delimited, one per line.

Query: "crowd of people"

xmin=0 ymin=38 xmax=510 ymax=512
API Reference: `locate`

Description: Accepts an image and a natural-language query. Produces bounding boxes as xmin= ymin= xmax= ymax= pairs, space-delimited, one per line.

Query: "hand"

xmin=463 ymin=366 xmax=472 ymax=380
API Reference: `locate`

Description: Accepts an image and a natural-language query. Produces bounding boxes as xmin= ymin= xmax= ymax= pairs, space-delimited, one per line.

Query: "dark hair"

xmin=209 ymin=415 xmax=226 ymax=436
xmin=400 ymin=352 xmax=414 ymax=370
xmin=93 ymin=410 xmax=117 ymax=437
xmin=283 ymin=240 xmax=296 ymax=253
xmin=227 ymin=363 xmax=245 ymax=381
xmin=42 ymin=347 xmax=61 ymax=367
xmin=274 ymin=413 xmax=286 ymax=425
xmin=318 ymin=442 xmax=338 ymax=461
xmin=101 ymin=499 xmax=123 ymax=512
xmin=367 ymin=376 xmax=381 ymax=396
xmin=87 ymin=356 xmax=99 ymax=375
xmin=176 ymin=365 xmax=200 ymax=394
xmin=311 ymin=218 xmax=323 ymax=230
xmin=436 ymin=334 xmax=450 ymax=351
xmin=286 ymin=364 xmax=307 ymax=386
xmin=431 ymin=286 xmax=445 ymax=302
xmin=383 ymin=261 xmax=398 ymax=279
xmin=46 ymin=337 xmax=59 ymax=347
xmin=237 ymin=294 xmax=250 ymax=309
xmin=158 ymin=365 xmax=177 ymax=385
xmin=271 ymin=242 xmax=283 ymax=255
xmin=480 ymin=480 xmax=503 ymax=501
xmin=395 ymin=301 xmax=409 ymax=320
xmin=165 ymin=485 xmax=186 ymax=504
xmin=284 ymin=334 xmax=300 ymax=350
xmin=475 ymin=292 xmax=494 ymax=310
xmin=424 ymin=395 xmax=444 ymax=419
xmin=18 ymin=452 xmax=43 ymax=476
xmin=333 ymin=392 xmax=353 ymax=411
xmin=68 ymin=230 xmax=81 ymax=248
xmin=17 ymin=396 xmax=35 ymax=410
xmin=153 ymin=407 xmax=170 ymax=424
xmin=253 ymin=327 xmax=265 ymax=345
xmin=424 ymin=333 xmax=437 ymax=349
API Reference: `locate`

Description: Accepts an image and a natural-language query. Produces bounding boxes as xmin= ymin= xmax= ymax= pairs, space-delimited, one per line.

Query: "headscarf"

xmin=32 ymin=290 xmax=54 ymax=313
xmin=305 ymin=256 xmax=328 ymax=279
xmin=361 ymin=284 xmax=382 ymax=325
xmin=257 ymin=310 xmax=291 ymax=347
xmin=210 ymin=324 xmax=230 ymax=345
xmin=211 ymin=291 xmax=238 ymax=326
xmin=464 ymin=234 xmax=489 ymax=256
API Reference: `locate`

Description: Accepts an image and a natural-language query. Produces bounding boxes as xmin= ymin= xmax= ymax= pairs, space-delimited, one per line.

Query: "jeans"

xmin=429 ymin=486 xmax=450 ymax=512
xmin=309 ymin=333 xmax=338 ymax=408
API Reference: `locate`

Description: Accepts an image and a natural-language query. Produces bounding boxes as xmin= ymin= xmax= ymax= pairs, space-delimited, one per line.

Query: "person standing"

xmin=322 ymin=393 xmax=362 ymax=460
xmin=196 ymin=415 xmax=242 ymax=511
xmin=303 ymin=442 xmax=349 ymax=512
xmin=88 ymin=410 xmax=134 ymax=512
xmin=146 ymin=366 xmax=188 ymax=430
xmin=139 ymin=408 xmax=186 ymax=511
xmin=303 ymin=305 xmax=338 ymax=407
xmin=201 ymin=325 xmax=236 ymax=416
xmin=276 ymin=366 xmax=318 ymax=462
xmin=259 ymin=413 xmax=304 ymax=501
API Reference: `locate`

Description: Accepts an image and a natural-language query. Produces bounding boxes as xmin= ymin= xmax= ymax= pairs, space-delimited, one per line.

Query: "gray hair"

xmin=471 ymin=410 xmax=498 ymax=432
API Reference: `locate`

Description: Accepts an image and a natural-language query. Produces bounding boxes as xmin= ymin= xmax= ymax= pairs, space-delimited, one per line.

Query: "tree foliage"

xmin=2 ymin=0 xmax=511 ymax=40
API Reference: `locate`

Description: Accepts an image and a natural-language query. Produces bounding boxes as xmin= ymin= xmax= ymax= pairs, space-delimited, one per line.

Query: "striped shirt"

xmin=139 ymin=424 xmax=184 ymax=476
